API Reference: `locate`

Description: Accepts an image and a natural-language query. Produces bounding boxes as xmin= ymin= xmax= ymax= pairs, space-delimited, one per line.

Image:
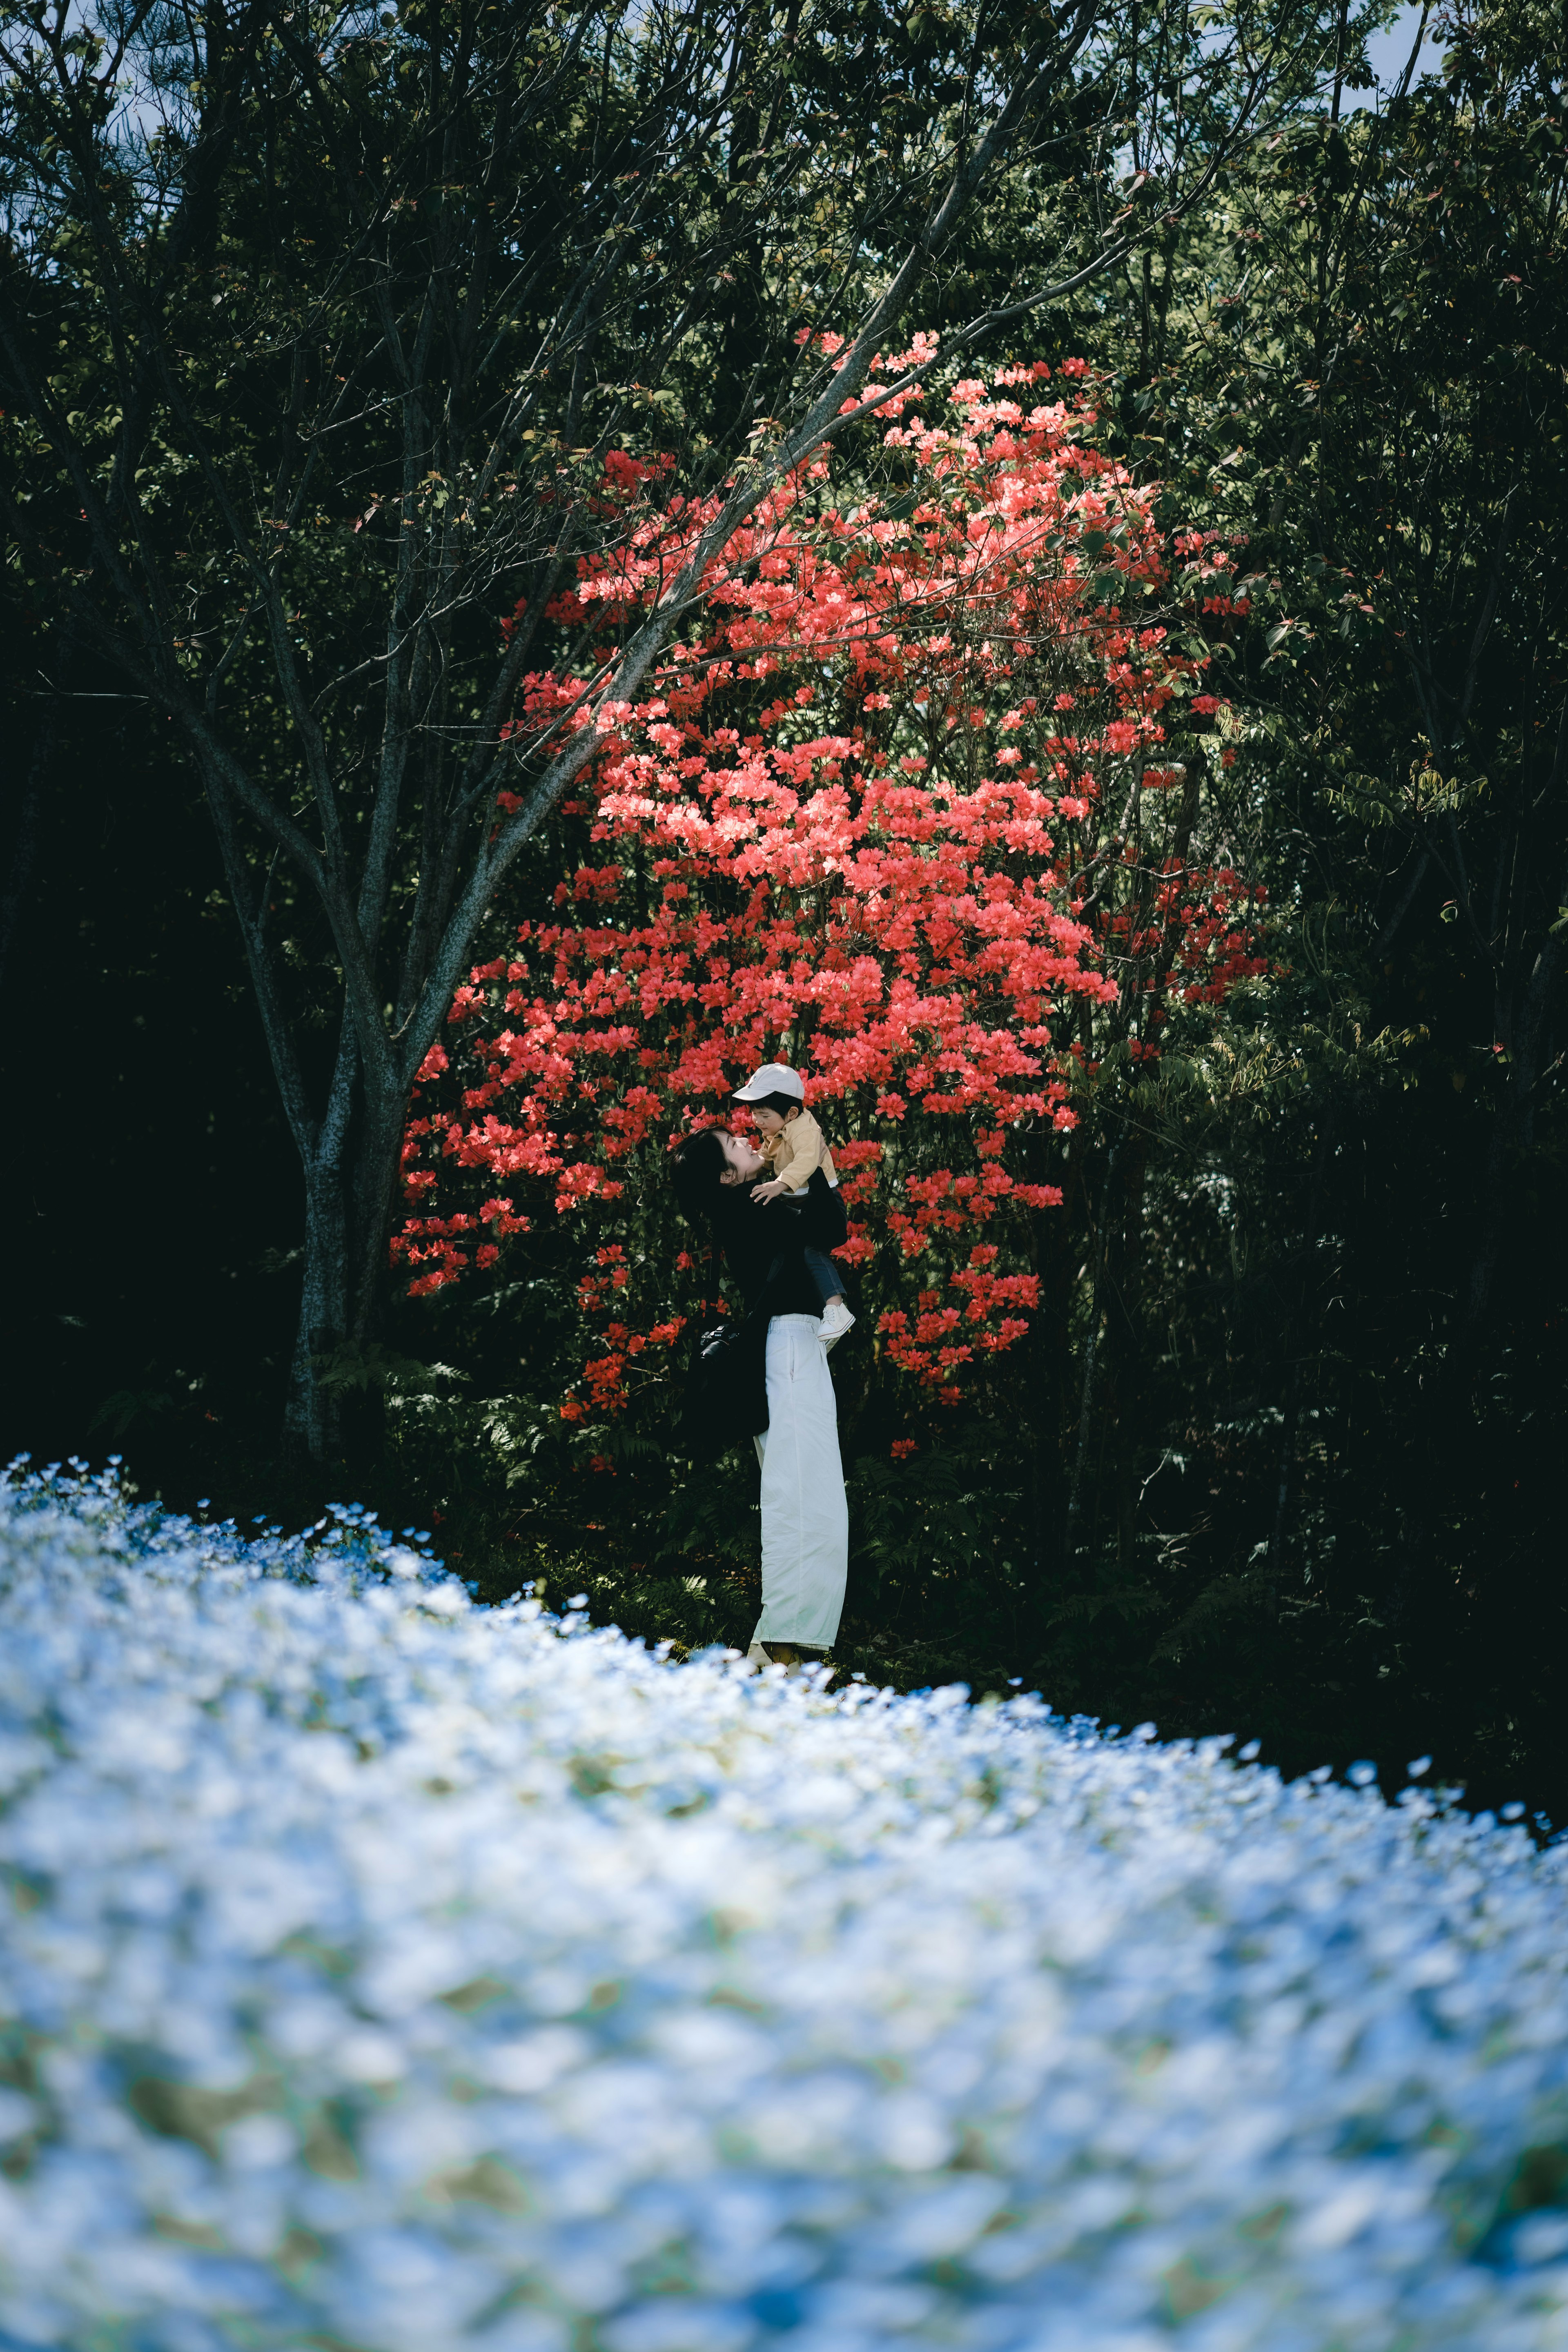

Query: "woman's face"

xmin=717 ymin=1129 xmax=765 ymax=1185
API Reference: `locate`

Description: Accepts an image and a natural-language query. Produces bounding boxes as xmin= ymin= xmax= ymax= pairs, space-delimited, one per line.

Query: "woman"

xmin=672 ymin=1126 xmax=849 ymax=1669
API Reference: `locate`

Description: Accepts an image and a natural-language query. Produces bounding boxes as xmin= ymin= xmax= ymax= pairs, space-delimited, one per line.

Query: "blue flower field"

xmin=1 ymin=1464 xmax=1566 ymax=2351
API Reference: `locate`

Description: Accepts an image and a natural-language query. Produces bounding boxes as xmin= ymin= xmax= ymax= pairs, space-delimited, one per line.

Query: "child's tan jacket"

xmin=761 ymin=1107 xmax=837 ymax=1192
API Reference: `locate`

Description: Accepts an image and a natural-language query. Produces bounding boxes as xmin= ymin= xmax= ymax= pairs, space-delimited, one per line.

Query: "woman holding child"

xmin=671 ymin=1064 xmax=854 ymax=1671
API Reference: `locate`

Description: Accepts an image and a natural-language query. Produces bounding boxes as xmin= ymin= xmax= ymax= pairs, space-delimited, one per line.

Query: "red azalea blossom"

xmin=393 ymin=356 xmax=1266 ymax=1418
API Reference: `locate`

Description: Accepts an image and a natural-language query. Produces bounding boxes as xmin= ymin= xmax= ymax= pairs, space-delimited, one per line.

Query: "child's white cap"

xmin=733 ymin=1062 xmax=804 ymax=1103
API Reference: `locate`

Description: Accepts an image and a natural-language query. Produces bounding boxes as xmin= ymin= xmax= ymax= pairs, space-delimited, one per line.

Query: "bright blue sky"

xmin=1357 ymin=2 xmax=1448 ymax=102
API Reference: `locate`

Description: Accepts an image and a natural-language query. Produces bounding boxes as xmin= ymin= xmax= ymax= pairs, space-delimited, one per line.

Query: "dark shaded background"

xmin=4 ymin=682 xmax=1565 ymax=1834
xmin=2 ymin=699 xmax=299 ymax=1490
xmin=4 ymin=0 xmax=1565 ymax=1830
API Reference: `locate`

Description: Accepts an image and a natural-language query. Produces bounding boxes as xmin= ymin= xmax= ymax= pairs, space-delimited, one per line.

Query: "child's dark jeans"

xmin=803 ymin=1246 xmax=842 ymax=1310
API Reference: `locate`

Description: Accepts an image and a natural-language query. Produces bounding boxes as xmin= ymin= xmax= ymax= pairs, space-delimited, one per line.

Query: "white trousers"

xmin=749 ymin=1315 xmax=849 ymax=1653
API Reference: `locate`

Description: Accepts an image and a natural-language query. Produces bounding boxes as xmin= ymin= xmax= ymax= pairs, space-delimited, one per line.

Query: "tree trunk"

xmin=1063 ymin=1138 xmax=1119 ymax=1571
xmin=287 ymin=1147 xmax=350 ymax=1463
xmin=283 ymin=1061 xmax=417 ymax=1464
xmin=1102 ymin=1136 xmax=1150 ymax=1575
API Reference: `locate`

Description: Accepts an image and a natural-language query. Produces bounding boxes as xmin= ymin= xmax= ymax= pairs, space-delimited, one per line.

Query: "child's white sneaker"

xmin=819 ymin=1300 xmax=855 ymax=1350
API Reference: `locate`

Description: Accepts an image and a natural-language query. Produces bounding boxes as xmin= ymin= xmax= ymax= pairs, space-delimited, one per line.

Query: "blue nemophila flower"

xmin=1 ymin=1461 xmax=1566 ymax=2351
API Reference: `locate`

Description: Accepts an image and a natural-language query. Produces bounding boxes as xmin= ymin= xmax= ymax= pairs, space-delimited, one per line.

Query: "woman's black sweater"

xmin=693 ymin=1170 xmax=849 ymax=1446
xmin=712 ymin=1169 xmax=846 ymax=1313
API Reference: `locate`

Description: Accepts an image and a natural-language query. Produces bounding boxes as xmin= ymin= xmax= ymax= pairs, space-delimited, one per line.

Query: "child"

xmin=732 ymin=1062 xmax=856 ymax=1348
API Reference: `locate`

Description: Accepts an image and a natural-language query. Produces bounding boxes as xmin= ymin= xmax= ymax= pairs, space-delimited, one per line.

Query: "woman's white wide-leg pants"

xmin=748 ymin=1314 xmax=848 ymax=1653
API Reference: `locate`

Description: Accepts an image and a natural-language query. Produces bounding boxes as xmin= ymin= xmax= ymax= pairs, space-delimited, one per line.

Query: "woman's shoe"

xmin=818 ymin=1300 xmax=855 ymax=1350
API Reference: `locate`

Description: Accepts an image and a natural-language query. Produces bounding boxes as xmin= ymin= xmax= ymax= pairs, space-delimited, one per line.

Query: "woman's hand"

xmin=752 ymin=1177 xmax=790 ymax=1204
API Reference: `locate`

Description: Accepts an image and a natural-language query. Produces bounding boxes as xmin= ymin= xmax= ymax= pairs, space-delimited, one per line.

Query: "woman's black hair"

xmin=670 ymin=1126 xmax=730 ymax=1224
xmin=750 ymin=1091 xmax=803 ymax=1120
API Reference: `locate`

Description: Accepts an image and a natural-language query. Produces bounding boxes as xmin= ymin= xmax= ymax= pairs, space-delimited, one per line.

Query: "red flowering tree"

xmin=394 ymin=350 xmax=1265 ymax=1431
